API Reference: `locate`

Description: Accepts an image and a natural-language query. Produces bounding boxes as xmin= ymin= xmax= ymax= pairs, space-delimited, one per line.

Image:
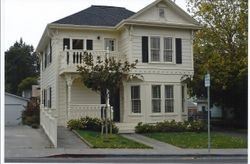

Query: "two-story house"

xmin=36 ymin=0 xmax=200 ymax=147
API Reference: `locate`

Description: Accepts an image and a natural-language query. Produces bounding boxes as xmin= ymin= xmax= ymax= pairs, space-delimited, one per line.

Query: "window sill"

xmin=149 ymin=113 xmax=178 ymax=117
xmin=148 ymin=62 xmax=175 ymax=65
xmin=128 ymin=114 xmax=143 ymax=117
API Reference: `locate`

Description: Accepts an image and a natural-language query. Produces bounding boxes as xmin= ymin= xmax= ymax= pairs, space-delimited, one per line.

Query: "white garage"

xmin=5 ymin=92 xmax=29 ymax=126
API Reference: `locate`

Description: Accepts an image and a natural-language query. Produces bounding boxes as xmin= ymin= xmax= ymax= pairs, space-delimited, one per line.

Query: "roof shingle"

xmin=52 ymin=5 xmax=135 ymax=26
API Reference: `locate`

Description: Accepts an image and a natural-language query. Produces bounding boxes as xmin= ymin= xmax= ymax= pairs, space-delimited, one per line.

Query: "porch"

xmin=59 ymin=49 xmax=127 ymax=75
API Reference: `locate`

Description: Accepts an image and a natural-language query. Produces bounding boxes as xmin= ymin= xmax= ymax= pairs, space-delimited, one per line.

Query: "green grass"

xmin=75 ymin=130 xmax=152 ymax=149
xmin=144 ymin=132 xmax=247 ymax=148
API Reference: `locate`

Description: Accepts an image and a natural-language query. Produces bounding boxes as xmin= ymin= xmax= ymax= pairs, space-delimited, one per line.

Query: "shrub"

xmin=135 ymin=120 xmax=206 ymax=133
xmin=135 ymin=122 xmax=156 ymax=133
xmin=67 ymin=119 xmax=84 ymax=130
xmin=67 ymin=116 xmax=119 ymax=134
xmin=22 ymin=97 xmax=40 ymax=126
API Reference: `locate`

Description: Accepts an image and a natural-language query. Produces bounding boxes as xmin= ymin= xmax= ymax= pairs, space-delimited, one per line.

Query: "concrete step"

xmin=115 ymin=123 xmax=137 ymax=134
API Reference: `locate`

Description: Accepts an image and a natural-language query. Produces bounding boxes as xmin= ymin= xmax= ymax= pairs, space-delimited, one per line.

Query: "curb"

xmin=46 ymin=153 xmax=247 ymax=158
xmin=72 ymin=130 xmax=94 ymax=148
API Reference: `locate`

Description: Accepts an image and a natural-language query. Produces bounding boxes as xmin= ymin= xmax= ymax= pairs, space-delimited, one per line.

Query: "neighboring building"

xmin=21 ymin=85 xmax=40 ymax=99
xmin=36 ymin=0 xmax=200 ymax=146
xmin=187 ymin=100 xmax=198 ymax=120
xmin=197 ymin=99 xmax=222 ymax=119
xmin=5 ymin=93 xmax=29 ymax=126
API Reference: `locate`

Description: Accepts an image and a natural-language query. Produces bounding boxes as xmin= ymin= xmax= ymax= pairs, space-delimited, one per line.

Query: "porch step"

xmin=115 ymin=123 xmax=137 ymax=134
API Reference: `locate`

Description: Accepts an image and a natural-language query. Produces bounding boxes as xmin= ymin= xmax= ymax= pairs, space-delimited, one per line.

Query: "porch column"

xmin=65 ymin=75 xmax=73 ymax=120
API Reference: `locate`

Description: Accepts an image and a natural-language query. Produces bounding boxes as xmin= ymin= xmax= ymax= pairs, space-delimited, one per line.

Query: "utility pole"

xmin=205 ymin=72 xmax=211 ymax=153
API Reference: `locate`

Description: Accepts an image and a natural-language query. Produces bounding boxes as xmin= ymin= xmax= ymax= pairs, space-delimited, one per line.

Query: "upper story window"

xmin=63 ymin=38 xmax=70 ymax=50
xmin=164 ymin=37 xmax=173 ymax=62
xmin=105 ymin=38 xmax=115 ymax=51
xmin=42 ymin=40 xmax=52 ymax=71
xmin=152 ymin=85 xmax=161 ymax=113
xmin=141 ymin=36 xmax=182 ymax=64
xmin=131 ymin=86 xmax=141 ymax=113
xmin=72 ymin=39 xmax=84 ymax=50
xmin=150 ymin=37 xmax=160 ymax=62
xmin=159 ymin=8 xmax=165 ymax=18
xmin=149 ymin=36 xmax=173 ymax=63
xmin=63 ymin=38 xmax=93 ymax=50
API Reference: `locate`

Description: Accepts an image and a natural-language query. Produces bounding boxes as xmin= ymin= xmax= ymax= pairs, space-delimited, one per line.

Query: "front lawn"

xmin=75 ymin=130 xmax=152 ymax=149
xmin=144 ymin=132 xmax=247 ymax=148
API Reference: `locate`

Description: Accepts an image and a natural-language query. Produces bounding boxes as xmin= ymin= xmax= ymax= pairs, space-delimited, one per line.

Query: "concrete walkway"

xmin=57 ymin=126 xmax=89 ymax=149
xmin=122 ymin=133 xmax=181 ymax=151
xmin=5 ymin=125 xmax=52 ymax=150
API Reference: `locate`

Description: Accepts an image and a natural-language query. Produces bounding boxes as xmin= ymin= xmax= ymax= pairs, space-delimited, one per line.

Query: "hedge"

xmin=135 ymin=120 xmax=206 ymax=133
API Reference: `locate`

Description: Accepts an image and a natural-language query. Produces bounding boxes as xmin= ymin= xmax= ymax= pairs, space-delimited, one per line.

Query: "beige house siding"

xmin=131 ymin=2 xmax=191 ymax=25
xmin=71 ymin=79 xmax=100 ymax=104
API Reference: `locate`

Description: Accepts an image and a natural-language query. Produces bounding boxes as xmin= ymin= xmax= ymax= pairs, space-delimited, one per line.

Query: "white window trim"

xmin=131 ymin=85 xmax=141 ymax=114
xmin=64 ymin=37 xmax=95 ymax=51
xmin=151 ymin=85 xmax=162 ymax=113
xmin=148 ymin=36 xmax=175 ymax=64
xmin=165 ymin=85 xmax=174 ymax=113
xmin=159 ymin=8 xmax=165 ymax=18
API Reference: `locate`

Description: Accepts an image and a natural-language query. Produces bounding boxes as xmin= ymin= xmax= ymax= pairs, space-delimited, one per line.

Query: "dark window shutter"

xmin=176 ymin=38 xmax=182 ymax=64
xmin=41 ymin=52 xmax=43 ymax=70
xmin=44 ymin=53 xmax=47 ymax=68
xmin=86 ymin=40 xmax=93 ymax=50
xmin=49 ymin=39 xmax=52 ymax=63
xmin=44 ymin=89 xmax=47 ymax=107
xmin=49 ymin=87 xmax=52 ymax=108
xmin=142 ymin=36 xmax=148 ymax=63
xmin=42 ymin=90 xmax=45 ymax=105
xmin=63 ymin=38 xmax=70 ymax=50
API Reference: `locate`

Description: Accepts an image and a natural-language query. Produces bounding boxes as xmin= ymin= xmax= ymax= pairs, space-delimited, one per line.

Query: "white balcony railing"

xmin=60 ymin=50 xmax=127 ymax=73
xmin=69 ymin=104 xmax=113 ymax=120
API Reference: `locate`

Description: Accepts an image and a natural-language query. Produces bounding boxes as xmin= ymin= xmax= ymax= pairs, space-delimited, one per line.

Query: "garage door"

xmin=5 ymin=104 xmax=24 ymax=126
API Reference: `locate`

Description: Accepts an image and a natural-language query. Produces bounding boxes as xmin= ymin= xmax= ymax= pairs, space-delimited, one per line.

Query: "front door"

xmin=110 ymin=89 xmax=120 ymax=122
xmin=101 ymin=88 xmax=120 ymax=122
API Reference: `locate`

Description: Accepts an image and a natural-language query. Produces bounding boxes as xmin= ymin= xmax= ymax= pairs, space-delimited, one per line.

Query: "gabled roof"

xmin=52 ymin=5 xmax=135 ymax=27
xmin=5 ymin=92 xmax=29 ymax=101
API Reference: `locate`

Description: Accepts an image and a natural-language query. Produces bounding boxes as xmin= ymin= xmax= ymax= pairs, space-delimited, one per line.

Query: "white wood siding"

xmin=40 ymin=38 xmax=57 ymax=109
xmin=132 ymin=2 xmax=191 ymax=25
xmin=71 ymin=79 xmax=100 ymax=104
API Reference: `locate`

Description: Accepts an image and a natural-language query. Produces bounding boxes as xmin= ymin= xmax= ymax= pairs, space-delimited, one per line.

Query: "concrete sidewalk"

xmin=5 ymin=126 xmax=247 ymax=158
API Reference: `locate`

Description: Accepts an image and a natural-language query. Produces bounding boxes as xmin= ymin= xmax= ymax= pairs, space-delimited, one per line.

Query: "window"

xmin=164 ymin=37 xmax=172 ymax=62
xmin=72 ymin=39 xmax=84 ymax=50
xmin=150 ymin=37 xmax=160 ymax=61
xmin=105 ymin=38 xmax=115 ymax=51
xmin=165 ymin=85 xmax=174 ymax=112
xmin=159 ymin=8 xmax=165 ymax=18
xmin=182 ymin=86 xmax=185 ymax=112
xmin=152 ymin=85 xmax=161 ymax=113
xmin=63 ymin=38 xmax=70 ymax=50
xmin=131 ymin=86 xmax=141 ymax=113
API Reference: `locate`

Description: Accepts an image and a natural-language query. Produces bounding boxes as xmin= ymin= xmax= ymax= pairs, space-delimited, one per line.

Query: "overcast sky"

xmin=2 ymin=0 xmax=188 ymax=52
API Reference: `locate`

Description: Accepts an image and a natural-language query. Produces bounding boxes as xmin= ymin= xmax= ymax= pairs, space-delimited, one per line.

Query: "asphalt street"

xmin=5 ymin=156 xmax=247 ymax=163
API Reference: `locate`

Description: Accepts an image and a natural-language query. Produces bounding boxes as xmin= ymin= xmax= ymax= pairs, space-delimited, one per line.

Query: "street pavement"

xmin=4 ymin=125 xmax=248 ymax=161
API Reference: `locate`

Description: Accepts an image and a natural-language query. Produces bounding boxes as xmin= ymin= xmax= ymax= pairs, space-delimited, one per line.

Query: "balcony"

xmin=59 ymin=50 xmax=127 ymax=75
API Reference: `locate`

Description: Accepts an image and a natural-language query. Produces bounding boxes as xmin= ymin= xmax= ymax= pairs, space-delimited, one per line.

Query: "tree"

xmin=5 ymin=38 xmax=39 ymax=95
xmin=17 ymin=76 xmax=38 ymax=95
xmin=186 ymin=0 xmax=247 ymax=127
xmin=77 ymin=52 xmax=139 ymax=134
